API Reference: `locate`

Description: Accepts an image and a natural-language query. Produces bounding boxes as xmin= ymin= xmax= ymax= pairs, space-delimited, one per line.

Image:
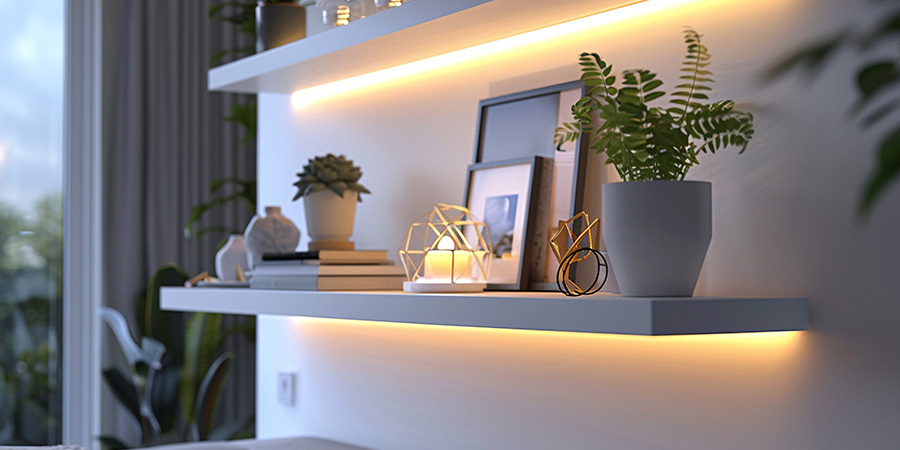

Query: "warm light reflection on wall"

xmin=285 ymin=316 xmax=805 ymax=397
xmin=291 ymin=0 xmax=714 ymax=108
xmin=288 ymin=316 xmax=802 ymax=348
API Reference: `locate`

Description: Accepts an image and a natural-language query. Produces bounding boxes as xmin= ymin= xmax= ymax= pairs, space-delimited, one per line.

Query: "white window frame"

xmin=63 ymin=0 xmax=103 ymax=447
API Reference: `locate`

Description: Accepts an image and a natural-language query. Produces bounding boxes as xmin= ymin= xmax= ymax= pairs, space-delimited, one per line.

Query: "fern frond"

xmin=672 ymin=26 xmax=714 ymax=123
xmin=685 ymin=101 xmax=755 ymax=154
xmin=558 ymin=27 xmax=752 ymax=181
xmin=554 ymin=122 xmax=582 ymax=150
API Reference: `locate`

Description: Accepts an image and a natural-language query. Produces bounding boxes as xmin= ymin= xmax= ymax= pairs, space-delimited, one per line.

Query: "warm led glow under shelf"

xmin=291 ymin=0 xmax=709 ymax=107
xmin=290 ymin=315 xmax=804 ymax=347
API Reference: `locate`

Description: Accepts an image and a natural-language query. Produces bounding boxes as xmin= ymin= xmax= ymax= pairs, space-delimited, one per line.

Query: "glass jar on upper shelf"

xmin=316 ymin=0 xmax=376 ymax=26
xmin=373 ymin=0 xmax=408 ymax=12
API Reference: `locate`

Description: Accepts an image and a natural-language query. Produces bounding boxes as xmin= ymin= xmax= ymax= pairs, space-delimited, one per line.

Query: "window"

xmin=0 ymin=0 xmax=65 ymax=444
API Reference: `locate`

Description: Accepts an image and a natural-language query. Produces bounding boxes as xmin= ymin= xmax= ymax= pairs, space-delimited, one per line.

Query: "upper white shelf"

xmin=208 ymin=0 xmax=643 ymax=94
xmin=161 ymin=287 xmax=808 ymax=336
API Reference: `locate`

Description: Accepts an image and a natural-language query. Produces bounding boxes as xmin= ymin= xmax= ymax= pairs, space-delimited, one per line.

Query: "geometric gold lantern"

xmin=399 ymin=203 xmax=492 ymax=293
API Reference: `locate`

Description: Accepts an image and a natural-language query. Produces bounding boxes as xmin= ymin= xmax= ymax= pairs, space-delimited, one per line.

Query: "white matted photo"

xmin=464 ymin=157 xmax=543 ymax=290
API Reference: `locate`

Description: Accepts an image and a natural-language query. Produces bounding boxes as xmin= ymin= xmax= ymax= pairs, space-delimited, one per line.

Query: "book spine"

xmin=249 ymin=276 xmax=317 ymax=290
xmin=250 ymin=275 xmax=404 ymax=291
xmin=253 ymin=265 xmax=404 ymax=276
xmin=262 ymin=251 xmax=319 ymax=261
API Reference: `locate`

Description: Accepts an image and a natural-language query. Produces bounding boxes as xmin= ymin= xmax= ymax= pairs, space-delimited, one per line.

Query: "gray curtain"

xmin=103 ymin=0 xmax=256 ymax=439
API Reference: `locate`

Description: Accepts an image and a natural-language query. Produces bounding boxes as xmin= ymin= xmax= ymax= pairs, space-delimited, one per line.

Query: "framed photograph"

xmin=471 ymin=81 xmax=590 ymax=290
xmin=463 ymin=157 xmax=546 ymax=290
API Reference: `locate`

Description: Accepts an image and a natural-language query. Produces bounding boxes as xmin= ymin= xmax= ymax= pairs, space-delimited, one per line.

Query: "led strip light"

xmin=291 ymin=0 xmax=706 ymax=107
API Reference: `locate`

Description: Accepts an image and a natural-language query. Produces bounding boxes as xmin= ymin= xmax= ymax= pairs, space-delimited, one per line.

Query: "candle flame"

xmin=436 ymin=235 xmax=455 ymax=251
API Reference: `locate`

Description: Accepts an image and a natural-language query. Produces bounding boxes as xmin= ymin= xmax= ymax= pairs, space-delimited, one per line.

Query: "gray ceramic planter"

xmin=256 ymin=3 xmax=307 ymax=52
xmin=601 ymin=180 xmax=712 ymax=297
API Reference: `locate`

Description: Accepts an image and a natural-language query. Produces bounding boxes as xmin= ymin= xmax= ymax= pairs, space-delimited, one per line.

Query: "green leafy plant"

xmin=292 ymin=154 xmax=371 ymax=202
xmin=555 ymin=27 xmax=755 ymax=181
xmin=763 ymin=0 xmax=899 ymax=217
xmin=100 ymin=264 xmax=255 ymax=449
xmin=183 ymin=178 xmax=256 ymax=242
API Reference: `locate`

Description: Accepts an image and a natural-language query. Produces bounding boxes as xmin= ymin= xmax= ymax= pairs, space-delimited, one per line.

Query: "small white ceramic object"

xmin=215 ymin=234 xmax=248 ymax=281
xmin=243 ymin=206 xmax=301 ymax=270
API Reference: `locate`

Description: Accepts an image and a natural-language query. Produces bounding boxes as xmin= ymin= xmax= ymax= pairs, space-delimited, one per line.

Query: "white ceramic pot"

xmin=601 ymin=180 xmax=711 ymax=297
xmin=215 ymin=234 xmax=248 ymax=281
xmin=243 ymin=206 xmax=301 ymax=269
xmin=304 ymin=190 xmax=358 ymax=242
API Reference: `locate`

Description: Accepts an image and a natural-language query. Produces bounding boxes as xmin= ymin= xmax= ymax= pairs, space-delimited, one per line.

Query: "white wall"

xmin=253 ymin=0 xmax=900 ymax=448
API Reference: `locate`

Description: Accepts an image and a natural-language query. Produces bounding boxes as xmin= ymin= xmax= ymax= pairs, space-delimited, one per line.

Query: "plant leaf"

xmin=150 ymin=362 xmax=182 ymax=434
xmin=192 ymin=352 xmax=235 ymax=441
xmin=99 ymin=435 xmax=132 ymax=450
xmin=181 ymin=312 xmax=223 ymax=425
xmin=857 ymin=61 xmax=900 ymax=99
xmin=141 ymin=263 xmax=188 ymax=353
xmin=861 ymin=125 xmax=900 ymax=216
xmin=102 ymin=368 xmax=141 ymax=423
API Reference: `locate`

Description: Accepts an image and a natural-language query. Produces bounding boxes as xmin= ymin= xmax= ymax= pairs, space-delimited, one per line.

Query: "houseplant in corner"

xmin=293 ymin=154 xmax=371 ymax=251
xmin=556 ymin=27 xmax=755 ymax=297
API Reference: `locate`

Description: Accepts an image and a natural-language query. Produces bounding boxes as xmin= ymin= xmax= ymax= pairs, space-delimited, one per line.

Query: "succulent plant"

xmin=292 ymin=153 xmax=371 ymax=202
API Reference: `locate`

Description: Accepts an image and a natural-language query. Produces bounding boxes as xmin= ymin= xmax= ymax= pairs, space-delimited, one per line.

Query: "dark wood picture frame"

xmin=463 ymin=156 xmax=546 ymax=291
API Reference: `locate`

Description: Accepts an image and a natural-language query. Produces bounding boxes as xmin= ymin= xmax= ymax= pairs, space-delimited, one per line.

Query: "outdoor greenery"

xmin=0 ymin=196 xmax=63 ymax=445
xmin=100 ymin=264 xmax=255 ymax=450
xmin=293 ymin=154 xmax=371 ymax=202
xmin=764 ymin=0 xmax=900 ymax=217
xmin=555 ymin=27 xmax=755 ymax=181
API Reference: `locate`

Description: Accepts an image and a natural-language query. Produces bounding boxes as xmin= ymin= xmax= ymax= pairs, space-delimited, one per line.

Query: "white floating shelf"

xmin=161 ymin=288 xmax=808 ymax=336
xmin=209 ymin=0 xmax=644 ymax=94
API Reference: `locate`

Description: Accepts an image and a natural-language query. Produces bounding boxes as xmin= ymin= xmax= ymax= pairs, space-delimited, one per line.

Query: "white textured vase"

xmin=243 ymin=206 xmax=301 ymax=270
xmin=304 ymin=190 xmax=358 ymax=242
xmin=215 ymin=235 xmax=248 ymax=281
xmin=602 ymin=180 xmax=712 ymax=297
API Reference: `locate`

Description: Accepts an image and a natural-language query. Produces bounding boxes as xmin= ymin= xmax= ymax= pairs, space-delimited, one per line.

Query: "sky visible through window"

xmin=0 ymin=1 xmax=64 ymax=207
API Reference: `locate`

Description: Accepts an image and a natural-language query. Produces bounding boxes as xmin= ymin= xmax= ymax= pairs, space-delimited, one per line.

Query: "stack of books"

xmin=249 ymin=250 xmax=405 ymax=290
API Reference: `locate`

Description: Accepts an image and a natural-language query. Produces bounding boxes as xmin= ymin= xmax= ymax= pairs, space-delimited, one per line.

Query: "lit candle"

xmin=422 ymin=236 xmax=473 ymax=283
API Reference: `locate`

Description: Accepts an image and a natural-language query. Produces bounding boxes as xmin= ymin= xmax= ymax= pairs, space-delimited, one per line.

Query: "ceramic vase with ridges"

xmin=601 ymin=180 xmax=712 ymax=297
xmin=243 ymin=206 xmax=301 ymax=270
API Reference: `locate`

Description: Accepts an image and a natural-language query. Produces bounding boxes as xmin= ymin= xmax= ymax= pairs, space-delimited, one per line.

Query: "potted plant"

xmin=209 ymin=1 xmax=307 ymax=59
xmin=556 ymin=27 xmax=755 ymax=297
xmin=292 ymin=154 xmax=370 ymax=250
xmin=256 ymin=0 xmax=307 ymax=52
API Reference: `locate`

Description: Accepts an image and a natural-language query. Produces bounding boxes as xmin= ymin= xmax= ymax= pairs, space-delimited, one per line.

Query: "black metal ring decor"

xmin=555 ymin=247 xmax=608 ymax=297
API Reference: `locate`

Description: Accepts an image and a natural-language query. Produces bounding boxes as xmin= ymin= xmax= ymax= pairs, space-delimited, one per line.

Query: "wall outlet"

xmin=277 ymin=372 xmax=296 ymax=406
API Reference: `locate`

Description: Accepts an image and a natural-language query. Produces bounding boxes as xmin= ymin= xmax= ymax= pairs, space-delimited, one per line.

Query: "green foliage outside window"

xmin=0 ymin=196 xmax=63 ymax=445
